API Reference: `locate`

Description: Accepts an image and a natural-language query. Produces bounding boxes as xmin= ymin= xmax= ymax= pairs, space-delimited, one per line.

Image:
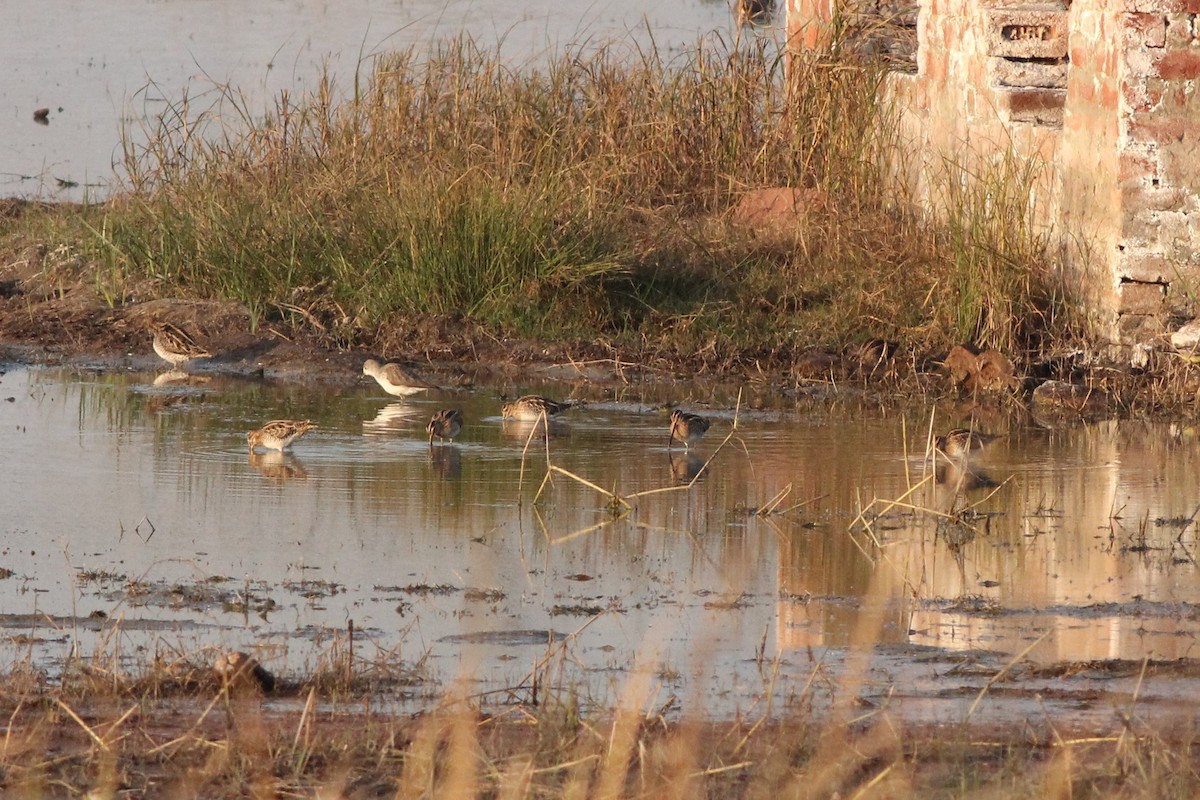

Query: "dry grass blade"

xmin=548 ymin=465 xmax=632 ymax=510
xmin=52 ymin=698 xmax=110 ymax=751
xmin=963 ymin=629 xmax=1051 ymax=724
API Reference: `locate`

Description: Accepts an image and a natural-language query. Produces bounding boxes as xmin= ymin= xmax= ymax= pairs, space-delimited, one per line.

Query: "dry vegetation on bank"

xmin=3 ymin=639 xmax=1199 ymax=799
xmin=2 ymin=35 xmax=1071 ymax=374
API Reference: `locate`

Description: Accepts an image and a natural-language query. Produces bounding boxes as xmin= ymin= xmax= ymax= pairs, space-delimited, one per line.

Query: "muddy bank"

xmin=2 ymin=226 xmax=1187 ymax=418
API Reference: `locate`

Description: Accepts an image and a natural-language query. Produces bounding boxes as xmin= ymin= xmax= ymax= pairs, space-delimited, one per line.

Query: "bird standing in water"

xmin=668 ymin=409 xmax=711 ymax=451
xmin=935 ymin=428 xmax=999 ymax=460
xmin=500 ymin=395 xmax=571 ymax=421
xmin=362 ymin=358 xmax=439 ymax=397
xmin=247 ymin=420 xmax=317 ymax=452
xmin=427 ymin=409 xmax=464 ymax=447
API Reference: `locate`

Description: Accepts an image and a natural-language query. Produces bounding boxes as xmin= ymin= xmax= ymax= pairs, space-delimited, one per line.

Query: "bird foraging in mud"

xmin=427 ymin=408 xmax=464 ymax=447
xmin=500 ymin=395 xmax=572 ymax=421
xmin=935 ymin=428 xmax=999 ymax=460
xmin=362 ymin=358 xmax=439 ymax=397
xmin=151 ymin=321 xmax=212 ymax=367
xmin=668 ymin=409 xmax=711 ymax=451
xmin=247 ymin=419 xmax=317 ymax=452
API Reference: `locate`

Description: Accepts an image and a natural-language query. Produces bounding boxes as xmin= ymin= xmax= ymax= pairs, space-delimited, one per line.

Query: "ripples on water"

xmin=2 ymin=366 xmax=1200 ymax=716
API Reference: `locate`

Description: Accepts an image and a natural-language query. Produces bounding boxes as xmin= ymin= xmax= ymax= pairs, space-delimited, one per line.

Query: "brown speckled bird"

xmin=247 ymin=419 xmax=317 ymax=452
xmin=501 ymin=395 xmax=571 ymax=421
xmin=668 ymin=409 xmax=711 ymax=451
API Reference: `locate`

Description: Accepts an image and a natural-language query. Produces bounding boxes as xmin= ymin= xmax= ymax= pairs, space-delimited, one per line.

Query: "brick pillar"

xmin=1114 ymin=4 xmax=1200 ymax=341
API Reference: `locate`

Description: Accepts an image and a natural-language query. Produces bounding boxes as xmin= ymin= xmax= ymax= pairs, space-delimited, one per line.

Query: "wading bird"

xmin=427 ymin=408 xmax=464 ymax=447
xmin=668 ymin=409 xmax=711 ymax=451
xmin=247 ymin=419 xmax=317 ymax=452
xmin=935 ymin=428 xmax=999 ymax=460
xmin=362 ymin=358 xmax=439 ymax=397
xmin=500 ymin=395 xmax=571 ymax=421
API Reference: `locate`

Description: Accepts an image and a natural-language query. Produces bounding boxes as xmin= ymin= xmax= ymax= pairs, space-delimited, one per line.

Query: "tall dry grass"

xmin=0 ymin=611 xmax=1196 ymax=798
xmin=57 ymin=34 xmax=1069 ymax=365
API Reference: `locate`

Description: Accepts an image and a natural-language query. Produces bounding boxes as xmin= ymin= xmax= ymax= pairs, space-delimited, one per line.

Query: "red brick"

xmin=1125 ymin=113 xmax=1190 ymax=143
xmin=1124 ymin=13 xmax=1168 ymax=47
xmin=1004 ymin=88 xmax=1066 ymax=113
xmin=1153 ymin=50 xmax=1200 ymax=80
xmin=1119 ymin=149 xmax=1161 ymax=183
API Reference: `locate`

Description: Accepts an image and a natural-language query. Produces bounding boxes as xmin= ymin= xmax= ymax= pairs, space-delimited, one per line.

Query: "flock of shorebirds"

xmin=151 ymin=320 xmax=998 ymax=471
xmin=150 ymin=321 xmax=716 ymax=454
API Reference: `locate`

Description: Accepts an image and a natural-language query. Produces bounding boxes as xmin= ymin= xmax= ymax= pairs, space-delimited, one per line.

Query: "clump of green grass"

xmin=65 ymin=33 xmax=1068 ymax=366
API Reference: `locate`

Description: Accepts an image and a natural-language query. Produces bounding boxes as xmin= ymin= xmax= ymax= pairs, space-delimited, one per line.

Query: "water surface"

xmin=3 ymin=365 xmax=1200 ymax=721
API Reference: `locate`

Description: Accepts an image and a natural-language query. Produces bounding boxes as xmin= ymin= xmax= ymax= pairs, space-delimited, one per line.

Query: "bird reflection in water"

xmin=429 ymin=443 xmax=462 ymax=480
xmin=248 ymin=450 xmax=308 ymax=483
xmin=669 ymin=450 xmax=705 ymax=485
xmin=362 ymin=402 xmax=422 ymax=435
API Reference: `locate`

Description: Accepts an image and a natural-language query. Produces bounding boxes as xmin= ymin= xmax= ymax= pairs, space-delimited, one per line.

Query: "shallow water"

xmin=3 ymin=365 xmax=1200 ymax=721
xmin=4 ymin=0 xmax=767 ymax=202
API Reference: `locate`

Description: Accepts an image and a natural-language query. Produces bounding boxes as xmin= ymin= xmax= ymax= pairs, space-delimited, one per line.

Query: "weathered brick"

xmin=1118 ymin=281 xmax=1167 ymax=314
xmin=1123 ymin=80 xmax=1162 ymax=112
xmin=1119 ymin=253 xmax=1173 ymax=283
xmin=987 ymin=10 xmax=1069 ymax=58
xmin=1125 ymin=0 xmax=1200 ymax=13
xmin=1165 ymin=13 xmax=1200 ymax=46
xmin=1118 ymin=147 xmax=1161 ymax=184
xmin=989 ymin=56 xmax=1068 ymax=88
xmin=1152 ymin=49 xmax=1200 ymax=80
xmin=1125 ymin=13 xmax=1169 ymax=47
xmin=1125 ymin=112 xmax=1190 ymax=143
xmin=1155 ymin=209 xmax=1200 ymax=242
xmin=1118 ymin=185 xmax=1185 ymax=212
xmin=1118 ymin=312 xmax=1166 ymax=342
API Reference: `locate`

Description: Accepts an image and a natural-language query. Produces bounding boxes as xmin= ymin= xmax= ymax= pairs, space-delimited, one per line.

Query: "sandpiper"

xmin=668 ymin=409 xmax=711 ymax=451
xmin=362 ymin=358 xmax=439 ymax=397
xmin=247 ymin=419 xmax=317 ymax=452
xmin=935 ymin=428 xmax=999 ymax=460
xmin=500 ymin=395 xmax=571 ymax=421
xmin=151 ymin=321 xmax=211 ymax=367
xmin=427 ymin=408 xmax=464 ymax=446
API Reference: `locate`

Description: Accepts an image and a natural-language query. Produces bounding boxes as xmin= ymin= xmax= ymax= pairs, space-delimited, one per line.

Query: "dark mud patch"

xmin=918 ymin=596 xmax=1200 ymax=620
xmin=438 ymin=629 xmax=566 ymax=646
xmin=0 ymin=612 xmax=220 ymax=632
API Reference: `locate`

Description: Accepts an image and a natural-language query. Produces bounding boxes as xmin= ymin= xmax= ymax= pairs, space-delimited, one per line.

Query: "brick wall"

xmin=789 ymin=0 xmax=1200 ymax=350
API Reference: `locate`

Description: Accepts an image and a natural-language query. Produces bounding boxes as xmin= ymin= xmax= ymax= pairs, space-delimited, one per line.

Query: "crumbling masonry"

xmin=788 ymin=0 xmax=1200 ymax=350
